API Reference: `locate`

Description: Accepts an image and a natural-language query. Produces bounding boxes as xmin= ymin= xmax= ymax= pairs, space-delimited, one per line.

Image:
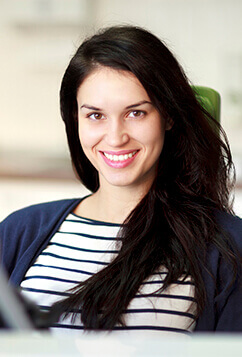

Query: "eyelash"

xmin=86 ymin=110 xmax=146 ymax=121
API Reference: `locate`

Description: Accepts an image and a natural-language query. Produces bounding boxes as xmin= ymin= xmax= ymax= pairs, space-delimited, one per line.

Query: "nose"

xmin=104 ymin=119 xmax=129 ymax=147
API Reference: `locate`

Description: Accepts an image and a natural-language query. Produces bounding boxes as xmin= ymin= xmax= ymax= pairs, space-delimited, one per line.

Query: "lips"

xmin=100 ymin=150 xmax=139 ymax=168
xmin=103 ymin=150 xmax=138 ymax=162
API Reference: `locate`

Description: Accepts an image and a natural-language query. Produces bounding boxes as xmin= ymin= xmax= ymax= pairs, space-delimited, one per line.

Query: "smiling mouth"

xmin=102 ymin=150 xmax=138 ymax=162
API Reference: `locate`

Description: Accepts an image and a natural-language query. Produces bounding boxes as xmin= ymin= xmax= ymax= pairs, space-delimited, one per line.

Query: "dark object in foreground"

xmin=0 ymin=267 xmax=61 ymax=330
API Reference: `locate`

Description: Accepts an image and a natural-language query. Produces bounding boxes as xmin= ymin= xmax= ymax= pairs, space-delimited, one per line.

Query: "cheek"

xmin=78 ymin=128 xmax=90 ymax=149
xmin=78 ymin=128 xmax=97 ymax=167
xmin=138 ymin=120 xmax=166 ymax=151
xmin=151 ymin=118 xmax=167 ymax=149
xmin=78 ymin=124 xmax=98 ymax=150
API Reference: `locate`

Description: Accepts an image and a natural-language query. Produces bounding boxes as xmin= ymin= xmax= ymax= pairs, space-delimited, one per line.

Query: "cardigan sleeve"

xmin=215 ymin=272 xmax=242 ymax=331
xmin=195 ymin=211 xmax=242 ymax=332
xmin=214 ymin=212 xmax=242 ymax=331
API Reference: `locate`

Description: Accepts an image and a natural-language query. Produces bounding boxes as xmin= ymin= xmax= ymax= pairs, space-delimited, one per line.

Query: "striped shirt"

xmin=20 ymin=213 xmax=196 ymax=336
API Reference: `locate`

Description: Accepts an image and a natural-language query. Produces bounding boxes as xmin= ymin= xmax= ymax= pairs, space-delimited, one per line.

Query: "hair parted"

xmin=57 ymin=25 xmax=236 ymax=329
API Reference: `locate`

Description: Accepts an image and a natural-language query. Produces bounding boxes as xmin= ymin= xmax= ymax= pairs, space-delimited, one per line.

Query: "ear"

xmin=165 ymin=117 xmax=174 ymax=131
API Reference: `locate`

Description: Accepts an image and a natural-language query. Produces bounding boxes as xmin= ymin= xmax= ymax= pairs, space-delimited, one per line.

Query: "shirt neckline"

xmin=70 ymin=212 xmax=121 ymax=227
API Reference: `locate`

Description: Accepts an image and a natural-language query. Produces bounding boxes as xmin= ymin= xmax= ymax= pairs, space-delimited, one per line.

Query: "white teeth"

xmin=103 ymin=151 xmax=137 ymax=161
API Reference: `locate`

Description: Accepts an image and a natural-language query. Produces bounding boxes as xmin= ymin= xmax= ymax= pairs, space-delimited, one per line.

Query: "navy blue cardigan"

xmin=0 ymin=198 xmax=241 ymax=332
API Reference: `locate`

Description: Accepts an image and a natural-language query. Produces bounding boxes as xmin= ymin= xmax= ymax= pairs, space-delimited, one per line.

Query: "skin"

xmin=74 ymin=67 xmax=172 ymax=223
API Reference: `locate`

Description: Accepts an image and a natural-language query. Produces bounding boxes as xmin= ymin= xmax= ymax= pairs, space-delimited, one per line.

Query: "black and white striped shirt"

xmin=20 ymin=213 xmax=196 ymax=336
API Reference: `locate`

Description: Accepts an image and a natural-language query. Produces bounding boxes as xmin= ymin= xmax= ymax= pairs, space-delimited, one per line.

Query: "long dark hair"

xmin=57 ymin=25 xmax=236 ymax=329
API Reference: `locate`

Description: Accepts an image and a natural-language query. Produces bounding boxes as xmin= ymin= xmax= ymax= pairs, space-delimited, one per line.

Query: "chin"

xmin=107 ymin=179 xmax=135 ymax=188
xmin=102 ymin=174 xmax=138 ymax=188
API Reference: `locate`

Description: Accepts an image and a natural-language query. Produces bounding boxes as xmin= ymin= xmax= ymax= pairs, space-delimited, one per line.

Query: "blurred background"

xmin=0 ymin=0 xmax=242 ymax=220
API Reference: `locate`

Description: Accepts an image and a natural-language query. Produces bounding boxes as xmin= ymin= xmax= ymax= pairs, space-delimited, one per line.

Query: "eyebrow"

xmin=80 ymin=100 xmax=152 ymax=111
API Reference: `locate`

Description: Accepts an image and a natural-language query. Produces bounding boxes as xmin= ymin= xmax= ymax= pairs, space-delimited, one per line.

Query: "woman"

xmin=0 ymin=26 xmax=241 ymax=334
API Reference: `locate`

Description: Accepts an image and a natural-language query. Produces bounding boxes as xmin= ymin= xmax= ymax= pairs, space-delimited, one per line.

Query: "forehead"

xmin=76 ymin=66 xmax=150 ymax=104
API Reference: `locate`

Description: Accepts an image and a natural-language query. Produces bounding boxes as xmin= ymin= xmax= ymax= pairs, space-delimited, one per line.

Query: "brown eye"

xmin=133 ymin=111 xmax=142 ymax=116
xmin=88 ymin=113 xmax=104 ymax=120
xmin=129 ymin=110 xmax=145 ymax=118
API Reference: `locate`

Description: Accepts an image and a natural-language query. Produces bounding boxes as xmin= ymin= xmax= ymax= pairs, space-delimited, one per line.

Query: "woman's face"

xmin=77 ymin=66 xmax=172 ymax=191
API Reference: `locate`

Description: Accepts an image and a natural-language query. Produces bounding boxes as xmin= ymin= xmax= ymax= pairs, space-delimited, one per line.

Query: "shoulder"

xmin=202 ymin=210 xmax=241 ymax=296
xmin=1 ymin=198 xmax=81 ymax=224
xmin=215 ymin=210 xmax=242 ymax=252
xmin=0 ymin=198 xmax=82 ymax=241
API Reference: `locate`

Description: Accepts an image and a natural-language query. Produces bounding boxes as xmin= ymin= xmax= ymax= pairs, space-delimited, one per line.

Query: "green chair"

xmin=192 ymin=86 xmax=221 ymax=123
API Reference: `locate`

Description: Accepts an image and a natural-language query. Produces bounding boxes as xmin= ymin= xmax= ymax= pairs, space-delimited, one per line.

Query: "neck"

xmin=75 ymin=176 xmax=154 ymax=224
xmin=97 ymin=189 xmax=140 ymax=223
